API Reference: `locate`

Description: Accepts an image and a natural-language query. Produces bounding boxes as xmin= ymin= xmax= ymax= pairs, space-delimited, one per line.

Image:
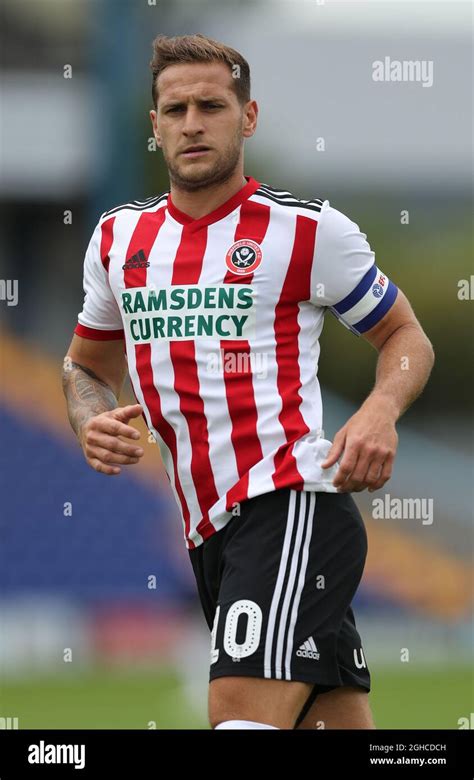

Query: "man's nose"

xmin=182 ymin=105 xmax=205 ymax=135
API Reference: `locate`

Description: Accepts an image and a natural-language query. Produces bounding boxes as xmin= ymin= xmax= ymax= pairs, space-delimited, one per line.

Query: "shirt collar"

xmin=166 ymin=175 xmax=260 ymax=230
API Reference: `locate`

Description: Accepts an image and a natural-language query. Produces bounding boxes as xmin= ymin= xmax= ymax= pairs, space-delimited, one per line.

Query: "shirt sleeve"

xmin=310 ymin=200 xmax=398 ymax=334
xmin=74 ymin=217 xmax=125 ymax=340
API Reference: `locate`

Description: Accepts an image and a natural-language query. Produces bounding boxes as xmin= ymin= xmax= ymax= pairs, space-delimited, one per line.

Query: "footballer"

xmin=62 ymin=34 xmax=434 ymax=730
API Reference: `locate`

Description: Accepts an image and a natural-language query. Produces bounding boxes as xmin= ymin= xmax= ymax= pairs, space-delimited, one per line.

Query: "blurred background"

xmin=0 ymin=0 xmax=472 ymax=729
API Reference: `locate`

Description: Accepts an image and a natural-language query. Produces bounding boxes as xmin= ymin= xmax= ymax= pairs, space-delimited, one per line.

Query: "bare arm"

xmin=62 ymin=358 xmax=120 ymax=438
xmin=62 ymin=335 xmax=144 ymax=475
xmin=361 ymin=289 xmax=435 ymax=418
xmin=322 ymin=289 xmax=435 ymax=492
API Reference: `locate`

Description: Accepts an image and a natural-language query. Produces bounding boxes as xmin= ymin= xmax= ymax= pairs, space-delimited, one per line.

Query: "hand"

xmin=79 ymin=403 xmax=145 ymax=475
xmin=321 ymin=399 xmax=398 ymax=492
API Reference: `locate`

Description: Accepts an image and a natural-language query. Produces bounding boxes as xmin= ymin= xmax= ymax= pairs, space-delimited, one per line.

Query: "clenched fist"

xmin=79 ymin=403 xmax=145 ymax=475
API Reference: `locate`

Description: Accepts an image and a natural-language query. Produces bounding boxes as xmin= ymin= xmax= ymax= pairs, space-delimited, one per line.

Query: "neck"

xmin=169 ymin=169 xmax=247 ymax=220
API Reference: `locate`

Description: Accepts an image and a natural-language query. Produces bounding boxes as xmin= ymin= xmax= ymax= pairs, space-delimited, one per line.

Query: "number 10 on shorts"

xmin=211 ymin=600 xmax=263 ymax=664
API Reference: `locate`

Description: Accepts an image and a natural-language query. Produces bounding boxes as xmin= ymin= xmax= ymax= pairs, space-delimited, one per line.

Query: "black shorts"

xmin=188 ymin=488 xmax=371 ymax=727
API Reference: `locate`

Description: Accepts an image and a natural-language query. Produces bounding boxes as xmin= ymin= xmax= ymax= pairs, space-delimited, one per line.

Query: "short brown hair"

xmin=149 ymin=33 xmax=251 ymax=109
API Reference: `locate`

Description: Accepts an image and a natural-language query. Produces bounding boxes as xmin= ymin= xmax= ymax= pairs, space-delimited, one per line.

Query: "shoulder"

xmin=315 ymin=202 xmax=369 ymax=250
xmin=252 ymin=185 xmax=362 ymax=237
xmin=99 ymin=191 xmax=169 ymax=221
xmin=251 ymin=181 xmax=327 ymax=219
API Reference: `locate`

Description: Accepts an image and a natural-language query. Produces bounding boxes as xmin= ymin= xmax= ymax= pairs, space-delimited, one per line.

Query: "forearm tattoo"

xmin=62 ymin=358 xmax=118 ymax=441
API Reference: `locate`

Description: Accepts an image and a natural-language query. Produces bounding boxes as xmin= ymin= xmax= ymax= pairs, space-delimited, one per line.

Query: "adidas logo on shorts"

xmin=296 ymin=636 xmax=320 ymax=660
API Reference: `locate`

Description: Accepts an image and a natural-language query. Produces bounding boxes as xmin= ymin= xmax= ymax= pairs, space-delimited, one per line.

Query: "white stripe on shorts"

xmin=264 ymin=490 xmax=316 ymax=680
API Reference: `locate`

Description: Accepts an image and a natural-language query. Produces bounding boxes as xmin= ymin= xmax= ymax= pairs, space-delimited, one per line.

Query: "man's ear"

xmin=242 ymin=100 xmax=258 ymax=139
xmin=149 ymin=109 xmax=162 ymax=147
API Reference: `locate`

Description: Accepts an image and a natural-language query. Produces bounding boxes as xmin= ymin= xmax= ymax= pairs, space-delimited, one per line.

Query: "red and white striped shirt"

xmin=75 ymin=176 xmax=398 ymax=549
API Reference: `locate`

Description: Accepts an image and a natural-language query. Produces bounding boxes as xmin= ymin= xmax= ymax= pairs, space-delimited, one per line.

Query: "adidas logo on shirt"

xmin=122 ymin=249 xmax=149 ymax=270
xmin=296 ymin=636 xmax=320 ymax=660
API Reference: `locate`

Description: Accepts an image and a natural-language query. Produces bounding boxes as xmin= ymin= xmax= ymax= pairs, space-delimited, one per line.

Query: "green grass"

xmin=1 ymin=665 xmax=472 ymax=729
xmin=0 ymin=667 xmax=207 ymax=730
xmin=370 ymin=665 xmax=473 ymax=730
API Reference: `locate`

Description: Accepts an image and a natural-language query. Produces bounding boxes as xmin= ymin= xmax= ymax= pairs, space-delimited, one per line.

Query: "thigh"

xmin=209 ymin=676 xmax=313 ymax=730
xmin=296 ymin=685 xmax=375 ymax=729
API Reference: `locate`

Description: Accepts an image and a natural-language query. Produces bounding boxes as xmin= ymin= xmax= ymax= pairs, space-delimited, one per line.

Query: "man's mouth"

xmin=181 ymin=146 xmax=211 ymax=158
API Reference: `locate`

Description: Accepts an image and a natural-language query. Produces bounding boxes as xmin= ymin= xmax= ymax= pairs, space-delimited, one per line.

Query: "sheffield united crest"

xmin=225 ymin=239 xmax=262 ymax=276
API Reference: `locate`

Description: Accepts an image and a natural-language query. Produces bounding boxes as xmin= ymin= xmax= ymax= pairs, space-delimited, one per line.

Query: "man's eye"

xmin=166 ymin=103 xmax=222 ymax=113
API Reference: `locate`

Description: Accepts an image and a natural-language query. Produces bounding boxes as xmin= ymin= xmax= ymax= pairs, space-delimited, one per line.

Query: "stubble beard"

xmin=163 ymin=126 xmax=243 ymax=193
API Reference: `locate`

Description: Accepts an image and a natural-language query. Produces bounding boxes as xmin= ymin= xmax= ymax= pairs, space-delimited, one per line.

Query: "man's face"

xmin=150 ymin=62 xmax=257 ymax=191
